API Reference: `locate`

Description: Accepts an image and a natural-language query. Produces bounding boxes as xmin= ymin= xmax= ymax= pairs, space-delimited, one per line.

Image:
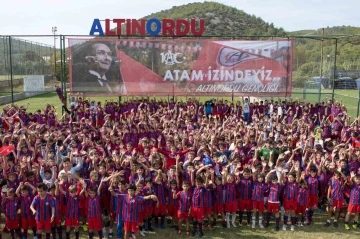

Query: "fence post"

xmin=8 ymin=36 xmax=14 ymax=103
xmin=357 ymin=88 xmax=360 ymax=117
xmin=332 ymin=38 xmax=337 ymax=102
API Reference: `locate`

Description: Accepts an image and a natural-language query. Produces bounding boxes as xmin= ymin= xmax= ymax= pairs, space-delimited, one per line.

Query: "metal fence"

xmin=1 ymin=34 xmax=360 ymax=118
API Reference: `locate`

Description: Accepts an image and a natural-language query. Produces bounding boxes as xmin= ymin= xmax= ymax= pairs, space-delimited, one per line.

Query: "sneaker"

xmin=191 ymin=230 xmax=197 ymax=237
xmin=227 ymin=221 xmax=230 ymax=229
xmin=345 ymin=224 xmax=350 ymax=230
xmin=82 ymin=224 xmax=88 ymax=232
xmin=252 ymin=223 xmax=255 ymax=229
xmin=33 ymin=237 xmax=38 ymax=239
xmin=282 ymin=225 xmax=287 ymax=231
xmin=148 ymin=227 xmax=154 ymax=232
xmin=274 ymin=226 xmax=279 ymax=231
xmin=160 ymin=224 xmax=165 ymax=229
xmin=290 ymin=225 xmax=295 ymax=231
xmin=352 ymin=224 xmax=357 ymax=229
xmin=130 ymin=233 xmax=136 ymax=239
xmin=154 ymin=223 xmax=159 ymax=228
xmin=231 ymin=222 xmax=237 ymax=228
xmin=222 ymin=222 xmax=227 ymax=228
xmin=238 ymin=222 xmax=243 ymax=227
xmin=324 ymin=222 xmax=331 ymax=227
xmin=259 ymin=222 xmax=264 ymax=229
xmin=167 ymin=218 xmax=172 ymax=224
xmin=265 ymin=222 xmax=270 ymax=228
xmin=333 ymin=221 xmax=338 ymax=228
xmin=139 ymin=231 xmax=145 ymax=237
xmin=298 ymin=222 xmax=304 ymax=227
xmin=108 ymin=233 xmax=113 ymax=238
xmin=199 ymin=231 xmax=204 ymax=238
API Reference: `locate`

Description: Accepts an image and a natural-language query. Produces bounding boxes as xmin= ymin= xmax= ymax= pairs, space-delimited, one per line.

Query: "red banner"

xmin=69 ymin=39 xmax=292 ymax=96
xmin=0 ymin=145 xmax=14 ymax=156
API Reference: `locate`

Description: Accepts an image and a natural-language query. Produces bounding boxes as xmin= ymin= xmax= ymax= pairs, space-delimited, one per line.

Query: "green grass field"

xmin=0 ymin=75 xmax=25 ymax=81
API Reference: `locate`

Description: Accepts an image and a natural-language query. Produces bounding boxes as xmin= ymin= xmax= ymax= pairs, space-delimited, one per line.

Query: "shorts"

xmin=88 ymin=217 xmax=102 ymax=231
xmin=167 ymin=204 xmax=178 ymax=217
xmin=284 ymin=200 xmax=297 ymax=211
xmin=6 ymin=219 xmax=20 ymax=230
xmin=296 ymin=205 xmax=307 ymax=215
xmin=144 ymin=207 xmax=153 ymax=217
xmin=329 ymin=199 xmax=344 ymax=208
xmin=100 ymin=195 xmax=110 ymax=210
xmin=51 ymin=216 xmax=61 ymax=226
xmin=61 ymin=205 xmax=67 ymax=215
xmin=212 ymin=204 xmax=224 ymax=214
xmin=153 ymin=204 xmax=166 ymax=216
xmin=225 ymin=202 xmax=238 ymax=213
xmin=36 ymin=220 xmax=51 ymax=231
xmin=177 ymin=211 xmax=189 ymax=220
xmin=21 ymin=218 xmax=36 ymax=229
xmin=267 ymin=202 xmax=280 ymax=213
xmin=307 ymin=195 xmax=318 ymax=208
xmin=204 ymin=207 xmax=212 ymax=216
xmin=139 ymin=211 xmax=146 ymax=223
xmin=252 ymin=201 xmax=265 ymax=213
xmin=124 ymin=221 xmax=139 ymax=233
xmin=190 ymin=207 xmax=204 ymax=222
xmin=238 ymin=199 xmax=252 ymax=211
xmin=65 ymin=218 xmax=80 ymax=227
xmin=347 ymin=204 xmax=360 ymax=213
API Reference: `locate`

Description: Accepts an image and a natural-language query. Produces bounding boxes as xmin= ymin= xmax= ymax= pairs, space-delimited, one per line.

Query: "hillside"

xmin=143 ymin=1 xmax=286 ymax=37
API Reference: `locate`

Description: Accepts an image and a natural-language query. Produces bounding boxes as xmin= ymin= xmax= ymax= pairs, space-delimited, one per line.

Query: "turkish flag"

xmin=0 ymin=145 xmax=15 ymax=156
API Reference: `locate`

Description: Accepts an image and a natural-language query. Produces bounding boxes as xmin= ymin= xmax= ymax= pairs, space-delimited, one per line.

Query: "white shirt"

xmin=243 ymin=102 xmax=250 ymax=113
xmin=89 ymin=70 xmax=112 ymax=93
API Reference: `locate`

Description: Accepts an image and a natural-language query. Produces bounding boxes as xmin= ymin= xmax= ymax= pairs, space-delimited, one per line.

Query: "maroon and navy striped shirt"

xmin=2 ymin=197 xmax=20 ymax=220
xmin=31 ymin=194 xmax=55 ymax=221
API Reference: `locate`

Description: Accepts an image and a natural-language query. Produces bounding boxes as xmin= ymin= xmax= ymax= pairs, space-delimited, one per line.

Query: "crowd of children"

xmin=0 ymin=92 xmax=359 ymax=239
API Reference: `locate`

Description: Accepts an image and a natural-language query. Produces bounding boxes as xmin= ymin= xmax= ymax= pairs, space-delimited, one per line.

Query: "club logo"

xmin=217 ymin=47 xmax=262 ymax=67
xmin=160 ymin=51 xmax=183 ymax=65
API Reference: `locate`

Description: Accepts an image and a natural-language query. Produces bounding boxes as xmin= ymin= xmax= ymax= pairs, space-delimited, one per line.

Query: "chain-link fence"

xmin=1 ymin=34 xmax=360 ymax=118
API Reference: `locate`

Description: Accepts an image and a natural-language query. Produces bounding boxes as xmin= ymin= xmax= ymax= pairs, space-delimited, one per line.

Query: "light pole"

xmin=52 ymin=26 xmax=57 ymax=79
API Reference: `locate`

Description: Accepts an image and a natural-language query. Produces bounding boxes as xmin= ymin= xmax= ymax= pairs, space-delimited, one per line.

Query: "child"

xmin=305 ymin=165 xmax=320 ymax=225
xmin=83 ymin=183 xmax=103 ymax=239
xmin=15 ymin=182 xmax=37 ymax=239
xmin=283 ymin=171 xmax=300 ymax=231
xmin=49 ymin=181 xmax=62 ymax=239
xmin=190 ymin=176 xmax=208 ymax=237
xmin=265 ymin=170 xmax=282 ymax=231
xmin=251 ymin=173 xmax=268 ymax=229
xmin=58 ymin=179 xmax=86 ymax=239
xmin=2 ymin=188 xmax=23 ymax=239
xmin=236 ymin=168 xmax=253 ymax=227
xmin=167 ymin=179 xmax=180 ymax=230
xmin=296 ymin=179 xmax=309 ymax=226
xmin=212 ymin=175 xmax=226 ymax=228
xmin=110 ymin=184 xmax=158 ymax=239
xmin=142 ymin=177 xmax=155 ymax=232
xmin=30 ymin=183 xmax=56 ymax=239
xmin=222 ymin=169 xmax=238 ymax=228
xmin=173 ymin=181 xmax=192 ymax=236
xmin=344 ymin=172 xmax=360 ymax=230
xmin=324 ymin=170 xmax=347 ymax=228
xmin=152 ymin=169 xmax=168 ymax=229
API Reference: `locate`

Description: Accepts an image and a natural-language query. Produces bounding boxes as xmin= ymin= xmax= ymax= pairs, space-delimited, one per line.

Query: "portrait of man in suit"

xmin=71 ymin=40 xmax=126 ymax=95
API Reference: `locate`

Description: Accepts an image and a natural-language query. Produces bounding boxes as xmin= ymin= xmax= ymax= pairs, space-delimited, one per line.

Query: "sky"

xmin=1 ymin=0 xmax=359 ymax=45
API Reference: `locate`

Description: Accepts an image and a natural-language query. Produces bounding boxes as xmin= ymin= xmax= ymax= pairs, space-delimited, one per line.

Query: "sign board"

xmin=69 ymin=39 xmax=292 ymax=96
xmin=24 ymin=75 xmax=45 ymax=92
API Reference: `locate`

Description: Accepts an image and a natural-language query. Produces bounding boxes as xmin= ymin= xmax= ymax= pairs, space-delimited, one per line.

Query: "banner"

xmin=69 ymin=39 xmax=292 ymax=96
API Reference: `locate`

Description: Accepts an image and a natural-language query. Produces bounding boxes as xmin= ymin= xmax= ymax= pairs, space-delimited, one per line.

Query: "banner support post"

xmin=8 ymin=36 xmax=14 ymax=103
